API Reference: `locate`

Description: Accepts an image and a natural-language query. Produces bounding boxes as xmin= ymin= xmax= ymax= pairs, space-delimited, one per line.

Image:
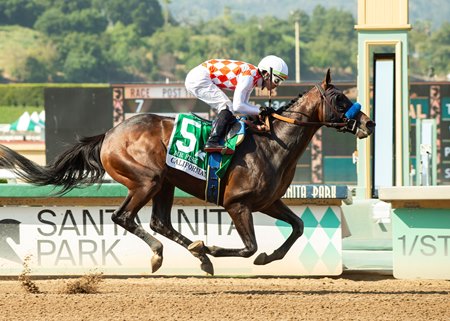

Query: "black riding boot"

xmin=204 ymin=109 xmax=234 ymax=154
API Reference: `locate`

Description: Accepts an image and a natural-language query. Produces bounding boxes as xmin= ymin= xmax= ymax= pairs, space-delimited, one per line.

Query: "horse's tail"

xmin=0 ymin=134 xmax=105 ymax=195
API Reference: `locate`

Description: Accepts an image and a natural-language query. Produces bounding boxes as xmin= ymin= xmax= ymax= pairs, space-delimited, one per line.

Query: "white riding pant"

xmin=185 ymin=65 xmax=232 ymax=113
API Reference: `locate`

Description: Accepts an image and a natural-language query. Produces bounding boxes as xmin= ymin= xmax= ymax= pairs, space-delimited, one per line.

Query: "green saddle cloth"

xmin=166 ymin=113 xmax=240 ymax=180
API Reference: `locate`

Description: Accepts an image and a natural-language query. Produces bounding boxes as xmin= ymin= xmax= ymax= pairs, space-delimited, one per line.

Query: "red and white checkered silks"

xmin=201 ymin=59 xmax=261 ymax=90
xmin=185 ymin=59 xmax=263 ymax=115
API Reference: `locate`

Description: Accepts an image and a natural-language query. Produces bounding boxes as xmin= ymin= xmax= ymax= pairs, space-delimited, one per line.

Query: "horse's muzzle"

xmin=356 ymin=119 xmax=375 ymax=139
xmin=353 ymin=111 xmax=375 ymax=139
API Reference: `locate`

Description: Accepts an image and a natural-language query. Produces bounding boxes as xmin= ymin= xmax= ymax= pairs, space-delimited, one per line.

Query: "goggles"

xmin=272 ymin=74 xmax=285 ymax=86
xmin=270 ymin=69 xmax=288 ymax=86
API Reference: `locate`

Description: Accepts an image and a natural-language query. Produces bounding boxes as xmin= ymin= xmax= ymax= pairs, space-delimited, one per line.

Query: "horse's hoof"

xmin=253 ymin=252 xmax=268 ymax=265
xmin=188 ymin=240 xmax=205 ymax=256
xmin=151 ymin=254 xmax=163 ymax=273
xmin=201 ymin=260 xmax=214 ymax=276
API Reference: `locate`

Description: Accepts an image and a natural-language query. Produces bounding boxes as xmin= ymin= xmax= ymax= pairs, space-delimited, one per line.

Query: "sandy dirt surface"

xmin=0 ymin=274 xmax=449 ymax=321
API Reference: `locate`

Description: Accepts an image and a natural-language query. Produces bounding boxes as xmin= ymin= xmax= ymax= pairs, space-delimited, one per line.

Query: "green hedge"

xmin=0 ymin=84 xmax=44 ymax=107
xmin=0 ymin=84 xmax=110 ymax=123
xmin=0 ymin=83 xmax=109 ymax=107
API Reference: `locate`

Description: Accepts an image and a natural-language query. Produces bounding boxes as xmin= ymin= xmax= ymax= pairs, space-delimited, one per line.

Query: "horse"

xmin=0 ymin=70 xmax=374 ymax=275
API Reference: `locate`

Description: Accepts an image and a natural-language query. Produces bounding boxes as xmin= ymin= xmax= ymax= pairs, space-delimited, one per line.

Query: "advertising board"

xmin=0 ymin=205 xmax=342 ymax=276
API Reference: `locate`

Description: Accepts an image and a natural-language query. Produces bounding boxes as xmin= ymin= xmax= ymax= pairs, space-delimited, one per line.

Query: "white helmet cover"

xmin=258 ymin=55 xmax=289 ymax=84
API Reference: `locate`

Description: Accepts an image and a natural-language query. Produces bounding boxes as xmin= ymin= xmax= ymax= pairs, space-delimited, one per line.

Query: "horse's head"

xmin=315 ymin=69 xmax=375 ymax=139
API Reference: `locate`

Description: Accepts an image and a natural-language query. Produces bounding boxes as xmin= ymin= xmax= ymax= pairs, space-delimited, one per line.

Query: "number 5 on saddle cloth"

xmin=166 ymin=113 xmax=246 ymax=204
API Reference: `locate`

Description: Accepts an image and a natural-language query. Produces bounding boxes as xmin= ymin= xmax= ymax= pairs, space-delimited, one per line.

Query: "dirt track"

xmin=0 ymin=274 xmax=449 ymax=321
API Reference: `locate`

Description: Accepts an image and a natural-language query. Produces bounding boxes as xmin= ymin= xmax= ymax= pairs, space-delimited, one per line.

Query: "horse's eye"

xmin=338 ymin=96 xmax=351 ymax=108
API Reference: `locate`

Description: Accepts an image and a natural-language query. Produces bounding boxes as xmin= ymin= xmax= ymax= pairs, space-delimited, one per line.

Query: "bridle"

xmin=268 ymin=84 xmax=358 ymax=133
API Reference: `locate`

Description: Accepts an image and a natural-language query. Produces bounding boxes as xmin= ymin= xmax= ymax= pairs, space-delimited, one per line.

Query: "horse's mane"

xmin=277 ymin=93 xmax=304 ymax=113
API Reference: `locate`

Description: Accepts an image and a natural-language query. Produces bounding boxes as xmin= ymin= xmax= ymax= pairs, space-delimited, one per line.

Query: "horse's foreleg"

xmin=202 ymin=203 xmax=258 ymax=258
xmin=150 ymin=182 xmax=214 ymax=275
xmin=253 ymin=199 xmax=304 ymax=265
xmin=112 ymin=191 xmax=164 ymax=273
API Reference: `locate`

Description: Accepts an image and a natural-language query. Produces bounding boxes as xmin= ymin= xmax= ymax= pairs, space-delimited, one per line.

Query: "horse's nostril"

xmin=366 ymin=121 xmax=376 ymax=130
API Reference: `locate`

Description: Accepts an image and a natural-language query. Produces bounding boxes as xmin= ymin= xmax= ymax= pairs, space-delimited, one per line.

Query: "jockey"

xmin=185 ymin=55 xmax=288 ymax=154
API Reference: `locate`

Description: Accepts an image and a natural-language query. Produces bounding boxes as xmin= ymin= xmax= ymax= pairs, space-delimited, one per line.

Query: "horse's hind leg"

xmin=112 ymin=187 xmax=164 ymax=272
xmin=150 ymin=181 xmax=214 ymax=275
xmin=253 ymin=199 xmax=304 ymax=265
xmin=198 ymin=203 xmax=259 ymax=258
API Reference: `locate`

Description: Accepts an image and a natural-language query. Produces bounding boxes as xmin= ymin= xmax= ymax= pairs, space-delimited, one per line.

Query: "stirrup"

xmin=204 ymin=144 xmax=234 ymax=155
xmin=220 ymin=147 xmax=234 ymax=155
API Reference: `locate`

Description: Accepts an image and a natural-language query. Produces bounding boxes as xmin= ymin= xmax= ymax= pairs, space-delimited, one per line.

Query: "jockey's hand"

xmin=259 ymin=106 xmax=276 ymax=118
xmin=242 ymin=119 xmax=270 ymax=133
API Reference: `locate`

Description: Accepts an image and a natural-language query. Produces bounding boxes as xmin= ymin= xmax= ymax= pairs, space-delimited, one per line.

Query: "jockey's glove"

xmin=259 ymin=106 xmax=276 ymax=118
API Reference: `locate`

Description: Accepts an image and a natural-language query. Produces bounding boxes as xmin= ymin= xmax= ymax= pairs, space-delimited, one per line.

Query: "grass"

xmin=0 ymin=106 xmax=44 ymax=123
xmin=0 ymin=26 xmax=51 ymax=80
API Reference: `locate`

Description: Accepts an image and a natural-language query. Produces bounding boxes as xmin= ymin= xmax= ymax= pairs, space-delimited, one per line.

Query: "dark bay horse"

xmin=0 ymin=70 xmax=374 ymax=275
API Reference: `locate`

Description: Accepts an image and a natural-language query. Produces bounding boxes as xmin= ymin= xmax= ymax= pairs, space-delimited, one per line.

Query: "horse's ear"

xmin=323 ymin=69 xmax=332 ymax=88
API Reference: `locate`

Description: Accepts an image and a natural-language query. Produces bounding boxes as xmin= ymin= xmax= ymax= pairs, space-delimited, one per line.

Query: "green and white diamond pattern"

xmin=276 ymin=206 xmax=342 ymax=275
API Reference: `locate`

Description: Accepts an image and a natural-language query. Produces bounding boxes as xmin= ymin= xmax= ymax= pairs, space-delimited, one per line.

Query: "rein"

xmin=271 ymin=113 xmax=347 ymax=129
xmin=268 ymin=84 xmax=348 ymax=129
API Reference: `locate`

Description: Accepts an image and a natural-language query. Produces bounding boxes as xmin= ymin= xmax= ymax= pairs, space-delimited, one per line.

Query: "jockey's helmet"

xmin=258 ymin=55 xmax=289 ymax=85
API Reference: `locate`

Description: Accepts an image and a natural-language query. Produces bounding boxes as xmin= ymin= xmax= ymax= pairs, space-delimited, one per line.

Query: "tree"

xmin=14 ymin=56 xmax=49 ymax=82
xmin=68 ymin=8 xmax=108 ymax=34
xmin=93 ymin=0 xmax=164 ymax=36
xmin=409 ymin=21 xmax=433 ymax=78
xmin=60 ymin=33 xmax=111 ymax=82
xmin=302 ymin=6 xmax=357 ymax=75
xmin=34 ymin=7 xmax=107 ymax=36
xmin=40 ymin=0 xmax=92 ymax=14
xmin=3 ymin=2 xmax=447 ymax=82
xmin=148 ymin=25 xmax=193 ymax=80
xmin=105 ymin=23 xmax=154 ymax=82
xmin=1 ymin=26 xmax=58 ymax=82
xmin=33 ymin=8 xmax=70 ymax=36
xmin=428 ymin=22 xmax=450 ymax=77
xmin=410 ymin=21 xmax=450 ymax=78
xmin=0 ymin=0 xmax=45 ymax=28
